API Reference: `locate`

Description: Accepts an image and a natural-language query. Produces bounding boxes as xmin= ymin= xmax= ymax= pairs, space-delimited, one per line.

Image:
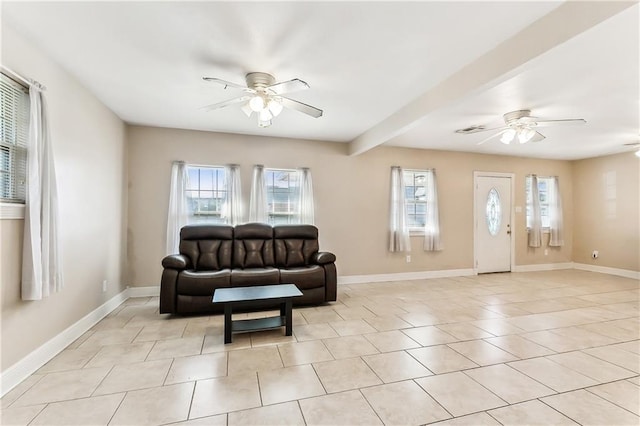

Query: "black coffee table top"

xmin=213 ymin=284 xmax=302 ymax=304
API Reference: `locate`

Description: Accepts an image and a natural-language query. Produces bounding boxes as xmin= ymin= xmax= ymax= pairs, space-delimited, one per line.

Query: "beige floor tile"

xmin=520 ymin=330 xmax=585 ymax=352
xmin=299 ymin=389 xmax=383 ymax=426
xmin=78 ymin=327 xmax=143 ymax=348
xmin=146 ymin=336 xmax=204 ymax=360
xmin=132 ymin=323 xmax=186 ymax=342
xmin=471 ymin=319 xmax=525 ymax=336
xmin=1 ymin=375 xmax=44 ymax=409
xmin=110 ymin=382 xmax=193 ymax=425
xmin=227 ymin=346 xmax=283 ymax=375
xmin=190 ymin=372 xmax=261 ymax=418
xmin=612 ymin=340 xmax=640 ymax=354
xmin=300 ymin=310 xmax=344 ymax=324
xmin=362 ymin=380 xmax=450 ymax=425
xmin=364 ymin=315 xmax=413 ymax=331
xmin=548 ymin=351 xmax=636 ymax=383
xmin=322 ymin=335 xmax=379 ymax=359
xmin=332 ymin=306 xmax=377 ymax=320
xmin=228 ymin=401 xmax=304 ymax=425
xmin=249 ymin=329 xmax=297 ymax=347
xmin=401 ymin=325 xmax=459 ymax=346
xmin=437 ymin=323 xmax=495 ymax=340
xmin=584 ymin=345 xmax=640 ymax=373
xmin=30 ymin=393 xmax=124 ymax=425
xmin=202 ymin=332 xmax=252 ymax=353
xmin=329 ymin=319 xmax=377 ymax=336
xmin=93 ymin=359 xmax=172 ymax=395
xmin=165 ymin=352 xmax=227 ymax=384
xmin=362 ymin=350 xmax=432 ymax=382
xmin=90 ymin=316 xmax=131 ymax=331
xmin=170 ymin=414 xmax=227 ymax=425
xmin=484 ymin=335 xmax=554 ymax=359
xmin=550 ymin=326 xmax=619 ymax=348
xmin=508 ymin=357 xmax=598 ymax=392
xmin=629 ymin=376 xmax=640 ymax=385
xmin=258 ymin=364 xmax=325 ymax=405
xmin=488 ymin=400 xmax=578 ymax=425
xmin=415 ymin=371 xmax=507 ymax=417
xmin=464 ymin=364 xmax=555 ymax=404
xmin=84 ymin=341 xmax=154 ymax=368
xmin=587 ymin=380 xmax=640 ymax=415
xmin=0 ymin=404 xmax=46 ymax=425
xmin=398 ymin=312 xmax=440 ymax=327
xmin=12 ymin=367 xmax=111 ymax=407
xmin=448 ymin=340 xmax=518 ymax=365
xmin=580 ymin=321 xmax=640 ymax=341
xmin=277 ymin=340 xmax=333 ymax=366
xmin=182 ymin=321 xmax=223 ymax=338
xmin=293 ymin=323 xmax=339 ymax=341
xmin=36 ymin=347 xmax=100 ymax=374
xmin=313 ymin=357 xmax=382 ymax=393
xmin=542 ymin=389 xmax=640 ymax=426
xmin=408 ymin=345 xmax=478 ymax=374
xmin=431 ymin=412 xmax=501 ymax=425
xmin=364 ymin=330 xmax=420 ymax=352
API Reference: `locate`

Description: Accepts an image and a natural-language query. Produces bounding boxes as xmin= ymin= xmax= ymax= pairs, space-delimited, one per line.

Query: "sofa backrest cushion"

xmin=179 ymin=225 xmax=233 ymax=271
xmin=233 ymin=223 xmax=275 ymax=268
xmin=274 ymin=225 xmax=319 ymax=267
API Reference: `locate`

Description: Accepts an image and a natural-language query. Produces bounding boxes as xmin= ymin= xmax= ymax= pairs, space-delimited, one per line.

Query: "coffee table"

xmin=212 ymin=284 xmax=303 ymax=344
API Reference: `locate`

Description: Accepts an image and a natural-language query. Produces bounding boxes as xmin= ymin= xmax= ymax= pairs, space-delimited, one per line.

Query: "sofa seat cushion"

xmin=280 ymin=265 xmax=324 ymax=290
xmin=177 ymin=269 xmax=231 ymax=296
xmin=231 ymin=267 xmax=280 ymax=287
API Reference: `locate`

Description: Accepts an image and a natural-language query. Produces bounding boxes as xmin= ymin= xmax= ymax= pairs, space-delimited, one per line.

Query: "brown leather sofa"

xmin=159 ymin=223 xmax=337 ymax=315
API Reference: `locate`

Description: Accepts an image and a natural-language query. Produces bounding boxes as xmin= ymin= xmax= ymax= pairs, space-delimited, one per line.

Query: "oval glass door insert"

xmin=486 ymin=188 xmax=502 ymax=236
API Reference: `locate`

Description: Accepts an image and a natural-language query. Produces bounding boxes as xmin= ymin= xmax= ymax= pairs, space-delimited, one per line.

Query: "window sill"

xmin=409 ymin=230 xmax=425 ymax=237
xmin=0 ymin=203 xmax=25 ymax=220
xmin=526 ymin=227 xmax=551 ymax=234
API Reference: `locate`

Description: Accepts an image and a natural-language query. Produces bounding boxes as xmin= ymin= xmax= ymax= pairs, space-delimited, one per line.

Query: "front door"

xmin=475 ymin=175 xmax=512 ymax=273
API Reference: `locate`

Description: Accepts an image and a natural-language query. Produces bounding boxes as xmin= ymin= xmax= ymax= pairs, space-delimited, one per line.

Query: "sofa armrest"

xmin=162 ymin=254 xmax=191 ymax=270
xmin=312 ymin=251 xmax=336 ymax=265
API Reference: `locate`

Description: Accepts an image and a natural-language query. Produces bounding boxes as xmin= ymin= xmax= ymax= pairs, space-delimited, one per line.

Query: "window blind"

xmin=0 ymin=72 xmax=29 ymax=203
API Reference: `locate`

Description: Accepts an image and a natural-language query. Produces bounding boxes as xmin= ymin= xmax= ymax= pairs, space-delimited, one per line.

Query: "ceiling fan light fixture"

xmin=240 ymin=102 xmax=253 ymax=117
xmin=249 ymin=95 xmax=266 ymax=112
xmin=259 ymin=108 xmax=273 ymax=122
xmin=258 ymin=119 xmax=272 ymax=128
xmin=518 ymin=127 xmax=535 ymax=144
xmin=268 ymin=99 xmax=283 ymax=117
xmin=635 ymin=149 xmax=640 ymax=158
xmin=500 ymin=129 xmax=516 ymax=144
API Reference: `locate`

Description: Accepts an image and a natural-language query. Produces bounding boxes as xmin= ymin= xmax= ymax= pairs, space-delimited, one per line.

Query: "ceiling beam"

xmin=348 ymin=1 xmax=637 ymax=156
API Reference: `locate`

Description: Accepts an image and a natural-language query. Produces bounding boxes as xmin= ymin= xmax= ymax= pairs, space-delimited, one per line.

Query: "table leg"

xmin=224 ymin=304 xmax=233 ymax=344
xmin=285 ymin=299 xmax=293 ymax=336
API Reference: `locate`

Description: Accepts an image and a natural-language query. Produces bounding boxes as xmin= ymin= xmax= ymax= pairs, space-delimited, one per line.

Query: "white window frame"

xmin=264 ymin=168 xmax=300 ymax=225
xmin=525 ymin=175 xmax=553 ymax=230
xmin=403 ymin=169 xmax=430 ymax=235
xmin=0 ymin=72 xmax=29 ymax=219
xmin=185 ymin=165 xmax=227 ymax=225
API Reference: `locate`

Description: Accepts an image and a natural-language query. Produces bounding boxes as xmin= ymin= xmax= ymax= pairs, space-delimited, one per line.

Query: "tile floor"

xmin=1 ymin=269 xmax=639 ymax=425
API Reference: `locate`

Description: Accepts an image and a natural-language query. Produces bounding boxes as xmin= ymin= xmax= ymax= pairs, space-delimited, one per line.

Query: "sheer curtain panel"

xmin=298 ymin=167 xmax=315 ymax=225
xmin=22 ymin=81 xmax=63 ymax=300
xmin=166 ymin=161 xmax=189 ymax=255
xmin=249 ymin=164 xmax=267 ymax=222
xmin=222 ymin=164 xmax=243 ymax=225
xmin=389 ymin=166 xmax=410 ymax=252
xmin=527 ymin=174 xmax=542 ymax=247
xmin=548 ymin=176 xmax=564 ymax=247
xmin=424 ymin=170 xmax=443 ymax=251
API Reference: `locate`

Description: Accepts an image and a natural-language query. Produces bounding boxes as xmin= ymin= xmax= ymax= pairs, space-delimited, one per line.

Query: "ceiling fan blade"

xmin=279 ymin=96 xmax=323 ymax=118
xmin=202 ymin=77 xmax=247 ymax=90
xmin=469 ymin=126 xmax=508 ymax=134
xmin=534 ymin=118 xmax=587 ymax=127
xmin=200 ymin=96 xmax=251 ymax=112
xmin=266 ymin=78 xmax=310 ymax=95
xmin=476 ymin=129 xmax=508 ymax=145
xmin=531 ymin=131 xmax=546 ymax=143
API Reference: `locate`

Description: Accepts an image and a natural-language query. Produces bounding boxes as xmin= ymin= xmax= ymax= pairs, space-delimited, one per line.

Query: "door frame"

xmin=473 ymin=171 xmax=516 ymax=274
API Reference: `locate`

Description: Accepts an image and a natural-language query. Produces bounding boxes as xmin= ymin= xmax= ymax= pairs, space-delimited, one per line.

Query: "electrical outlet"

xmin=592 ymin=250 xmax=599 ymax=259
xmin=406 ymin=255 xmax=411 ymax=263
xmin=102 ymin=280 xmax=107 ymax=292
xmin=544 ymin=249 xmax=548 ymax=256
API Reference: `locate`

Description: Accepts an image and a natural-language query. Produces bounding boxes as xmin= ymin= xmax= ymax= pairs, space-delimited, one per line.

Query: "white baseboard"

xmin=126 ymin=285 xmax=160 ymax=298
xmin=573 ymin=263 xmax=640 ymax=280
xmin=0 ymin=289 xmax=129 ymax=398
xmin=513 ymin=262 xmax=575 ymax=272
xmin=338 ymin=268 xmax=476 ymax=285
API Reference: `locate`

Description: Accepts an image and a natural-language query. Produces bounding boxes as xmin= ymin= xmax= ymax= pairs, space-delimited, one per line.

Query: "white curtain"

xmin=424 ymin=170 xmax=443 ymax=251
xmin=298 ymin=167 xmax=315 ymax=225
xmin=389 ymin=166 xmax=410 ymax=252
xmin=166 ymin=161 xmax=189 ymax=255
xmin=22 ymin=81 xmax=63 ymax=300
xmin=527 ymin=174 xmax=542 ymax=248
xmin=222 ymin=164 xmax=243 ymax=225
xmin=249 ymin=164 xmax=267 ymax=222
xmin=548 ymin=176 xmax=564 ymax=247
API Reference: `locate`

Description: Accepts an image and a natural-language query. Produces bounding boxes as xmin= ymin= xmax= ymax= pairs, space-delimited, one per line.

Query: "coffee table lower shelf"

xmin=232 ymin=316 xmax=286 ymax=333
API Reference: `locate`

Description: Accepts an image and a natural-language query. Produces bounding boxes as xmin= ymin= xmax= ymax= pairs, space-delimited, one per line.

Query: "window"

xmin=265 ymin=168 xmax=300 ymax=225
xmin=185 ymin=166 xmax=227 ymax=224
xmin=403 ymin=169 xmax=430 ymax=231
xmin=0 ymin=73 xmax=29 ymax=203
xmin=526 ymin=176 xmax=552 ymax=228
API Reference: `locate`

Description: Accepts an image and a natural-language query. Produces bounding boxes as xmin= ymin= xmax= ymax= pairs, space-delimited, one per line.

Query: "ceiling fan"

xmin=201 ymin=72 xmax=323 ymax=127
xmin=456 ymin=109 xmax=586 ymax=145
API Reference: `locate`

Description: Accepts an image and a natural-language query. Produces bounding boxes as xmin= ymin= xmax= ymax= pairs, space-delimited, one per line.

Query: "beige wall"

xmin=0 ymin=25 xmax=127 ymax=371
xmin=127 ymin=125 xmax=574 ymax=286
xmin=572 ymin=151 xmax=640 ymax=270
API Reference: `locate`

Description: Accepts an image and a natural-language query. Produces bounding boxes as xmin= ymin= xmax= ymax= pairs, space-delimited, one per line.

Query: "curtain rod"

xmin=1 ymin=65 xmax=31 ymax=87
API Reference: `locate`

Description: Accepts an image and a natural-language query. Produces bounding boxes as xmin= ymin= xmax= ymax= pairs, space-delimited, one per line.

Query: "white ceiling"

xmin=2 ymin=1 xmax=638 ymax=160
